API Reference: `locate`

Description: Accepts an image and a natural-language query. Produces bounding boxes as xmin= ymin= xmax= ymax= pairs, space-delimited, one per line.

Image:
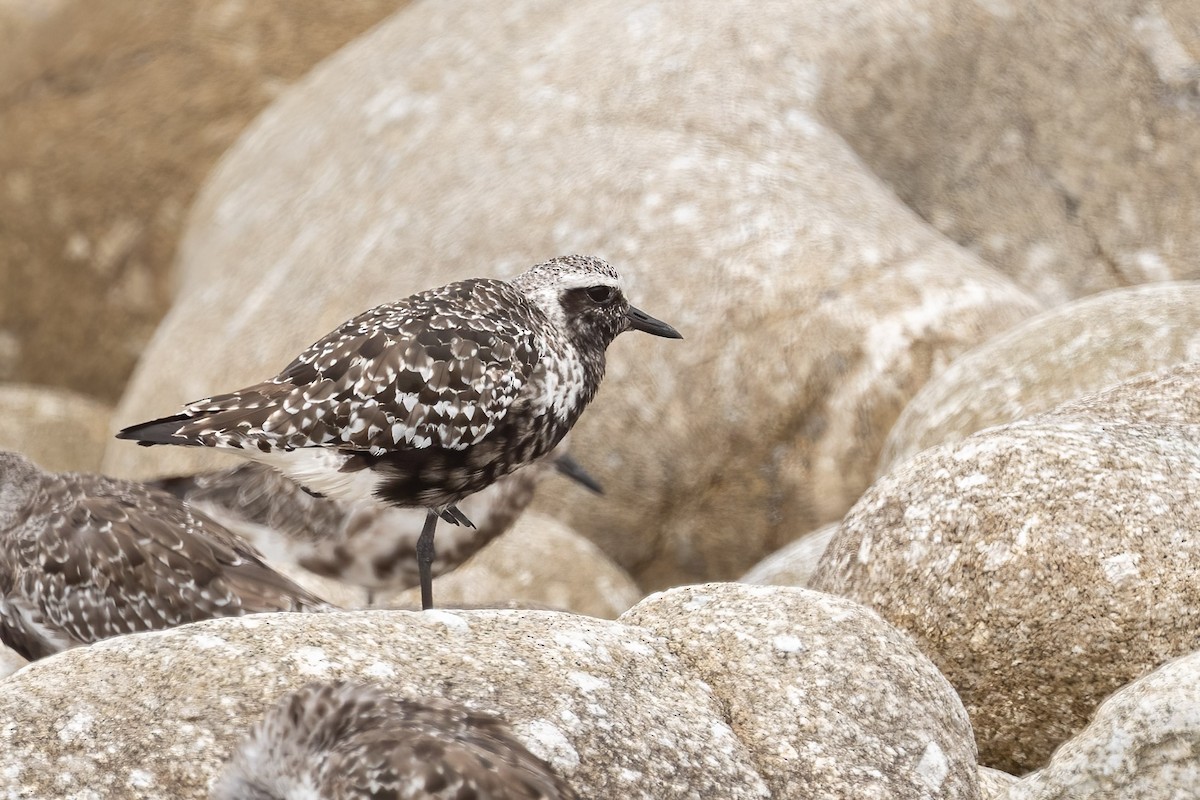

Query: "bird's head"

xmin=511 ymin=255 xmax=682 ymax=351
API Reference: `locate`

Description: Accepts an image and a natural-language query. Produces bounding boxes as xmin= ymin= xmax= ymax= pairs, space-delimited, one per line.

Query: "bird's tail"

xmin=116 ymin=384 xmax=291 ymax=448
xmin=115 ymin=413 xmax=202 ymax=447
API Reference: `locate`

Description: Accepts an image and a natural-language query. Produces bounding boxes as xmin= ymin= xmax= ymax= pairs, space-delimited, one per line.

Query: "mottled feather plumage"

xmin=214 ymin=681 xmax=579 ymax=800
xmin=0 ymin=451 xmax=331 ymax=662
xmin=117 ymin=255 xmax=680 ymax=608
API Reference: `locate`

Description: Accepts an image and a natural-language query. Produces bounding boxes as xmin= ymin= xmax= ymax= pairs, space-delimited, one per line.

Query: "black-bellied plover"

xmin=118 ymin=255 xmax=680 ymax=609
xmin=149 ymin=439 xmax=601 ymax=605
xmin=0 ymin=450 xmax=331 ymax=662
xmin=214 ymin=681 xmax=578 ymax=799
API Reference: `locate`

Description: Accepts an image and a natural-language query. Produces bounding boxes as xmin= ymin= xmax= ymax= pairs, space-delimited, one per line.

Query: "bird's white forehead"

xmin=508 ymin=255 xmax=624 ymax=295
xmin=551 ymin=271 xmax=624 ymax=292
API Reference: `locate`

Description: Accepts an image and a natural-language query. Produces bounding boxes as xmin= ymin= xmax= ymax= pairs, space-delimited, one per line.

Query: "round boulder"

xmin=814 ymin=366 xmax=1200 ymax=772
xmin=622 ymin=584 xmax=981 ymax=799
xmin=880 ymin=283 xmax=1200 ymax=472
xmin=0 ymin=609 xmax=769 ymax=799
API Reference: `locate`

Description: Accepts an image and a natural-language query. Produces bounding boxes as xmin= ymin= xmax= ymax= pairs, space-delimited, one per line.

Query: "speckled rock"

xmin=1005 ymin=650 xmax=1200 ymax=799
xmin=813 ymin=367 xmax=1200 ymax=772
xmin=880 ymin=283 xmax=1200 ymax=473
xmin=0 ymin=384 xmax=112 ymax=472
xmin=390 ymin=512 xmax=642 ymax=618
xmin=622 ymin=584 xmax=981 ymax=799
xmin=0 ymin=0 xmax=408 ymax=401
xmin=106 ymin=0 xmax=1040 ymax=592
xmin=978 ymin=767 xmax=1018 ymax=799
xmin=738 ymin=523 xmax=837 ymax=588
xmin=822 ymin=0 xmax=1200 ymax=305
xmin=0 ymin=610 xmax=770 ymax=799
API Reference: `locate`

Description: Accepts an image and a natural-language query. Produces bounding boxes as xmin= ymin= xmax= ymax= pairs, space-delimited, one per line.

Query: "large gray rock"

xmin=821 ymin=0 xmax=1200 ymax=306
xmin=813 ymin=366 xmax=1200 ymax=773
xmin=106 ymin=0 xmax=1039 ymax=591
xmin=879 ymin=283 xmax=1200 ymax=473
xmin=0 ymin=609 xmax=770 ymax=799
xmin=622 ymin=584 xmax=981 ymax=799
xmin=1005 ymin=650 xmax=1200 ymax=799
xmin=0 ymin=384 xmax=112 ymax=472
xmin=0 ymin=0 xmax=409 ymax=401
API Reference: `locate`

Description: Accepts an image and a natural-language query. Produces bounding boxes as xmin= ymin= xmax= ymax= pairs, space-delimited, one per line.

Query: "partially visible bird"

xmin=118 ymin=255 xmax=680 ymax=610
xmin=149 ymin=440 xmax=601 ymax=604
xmin=0 ymin=450 xmax=332 ymax=662
xmin=213 ymin=680 xmax=579 ymax=800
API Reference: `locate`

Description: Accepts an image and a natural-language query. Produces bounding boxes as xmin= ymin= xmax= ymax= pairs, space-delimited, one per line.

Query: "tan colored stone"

xmin=738 ymin=523 xmax=838 ymax=588
xmin=1006 ymin=650 xmax=1200 ymax=799
xmin=622 ymin=584 xmax=981 ymax=799
xmin=0 ymin=383 xmax=112 ymax=472
xmin=0 ymin=610 xmax=769 ymax=798
xmin=0 ymin=645 xmax=26 ymax=681
xmin=821 ymin=0 xmax=1200 ymax=306
xmin=977 ymin=766 xmax=1018 ymax=799
xmin=106 ymin=0 xmax=1039 ymax=592
xmin=389 ymin=512 xmax=642 ymax=618
xmin=0 ymin=0 xmax=409 ymax=401
xmin=879 ymin=283 xmax=1200 ymax=473
xmin=813 ymin=366 xmax=1200 ymax=772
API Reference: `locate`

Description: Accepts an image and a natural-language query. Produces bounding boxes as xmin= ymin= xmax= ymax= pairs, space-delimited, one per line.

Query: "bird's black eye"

xmin=586 ymin=285 xmax=615 ymax=303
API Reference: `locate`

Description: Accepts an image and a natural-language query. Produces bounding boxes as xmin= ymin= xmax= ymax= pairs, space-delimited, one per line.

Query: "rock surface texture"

xmin=622 ymin=584 xmax=981 ymax=799
xmin=1005 ymin=650 xmax=1200 ymax=799
xmin=880 ymin=283 xmax=1200 ymax=472
xmin=738 ymin=523 xmax=838 ymax=588
xmin=813 ymin=365 xmax=1200 ymax=772
xmin=0 ymin=384 xmax=112 ymax=472
xmin=106 ymin=0 xmax=1040 ymax=591
xmin=0 ymin=0 xmax=409 ymax=401
xmin=0 ymin=584 xmax=984 ymax=799
xmin=821 ymin=0 xmax=1200 ymax=306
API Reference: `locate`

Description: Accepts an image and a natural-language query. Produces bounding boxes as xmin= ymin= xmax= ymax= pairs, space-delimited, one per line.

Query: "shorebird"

xmin=149 ymin=440 xmax=601 ymax=604
xmin=0 ymin=450 xmax=330 ymax=662
xmin=214 ymin=680 xmax=578 ymax=799
xmin=118 ymin=255 xmax=680 ymax=609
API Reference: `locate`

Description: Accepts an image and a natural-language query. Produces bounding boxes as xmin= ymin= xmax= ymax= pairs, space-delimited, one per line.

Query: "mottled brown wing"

xmin=314 ymin=694 xmax=577 ymax=800
xmin=18 ymin=480 xmax=329 ymax=645
xmin=168 ymin=279 xmax=542 ymax=455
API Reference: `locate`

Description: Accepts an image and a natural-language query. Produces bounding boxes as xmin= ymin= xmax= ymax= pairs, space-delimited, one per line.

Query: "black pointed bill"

xmin=627 ymin=306 xmax=683 ymax=339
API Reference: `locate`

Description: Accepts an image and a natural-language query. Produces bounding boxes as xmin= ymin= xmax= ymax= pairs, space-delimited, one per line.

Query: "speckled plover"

xmin=0 ymin=450 xmax=330 ymax=661
xmin=214 ymin=680 xmax=579 ymax=800
xmin=118 ymin=255 xmax=680 ymax=609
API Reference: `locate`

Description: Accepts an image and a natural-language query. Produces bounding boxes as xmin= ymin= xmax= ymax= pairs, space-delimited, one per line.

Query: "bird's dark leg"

xmin=417 ymin=510 xmax=438 ymax=611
